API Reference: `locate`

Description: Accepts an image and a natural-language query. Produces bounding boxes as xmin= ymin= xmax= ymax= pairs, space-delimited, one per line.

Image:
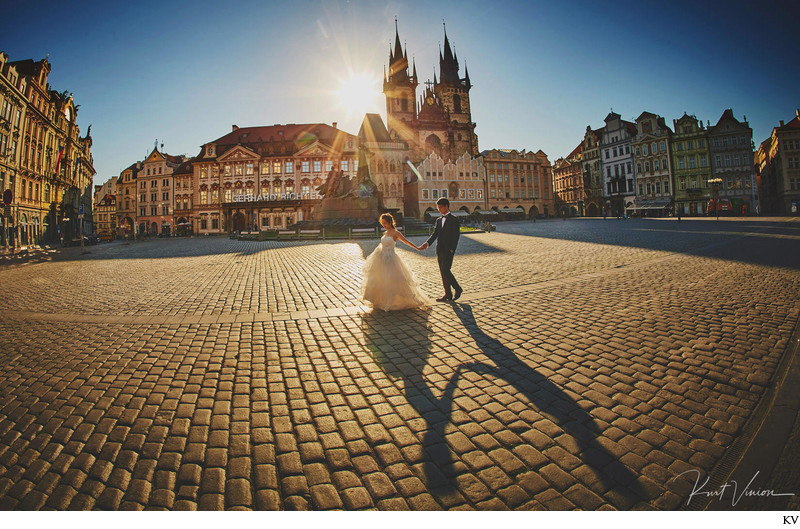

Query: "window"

xmin=235 ymin=164 xmax=243 ymax=176
xmin=491 ymin=188 xmax=496 ymax=198
xmin=490 ymin=174 xmax=495 ymax=182
xmin=725 ymin=154 xmax=731 ymax=166
xmin=224 ymin=190 xmax=232 ymax=202
xmin=689 ymin=157 xmax=696 ymax=169
xmin=636 ymin=147 xmax=641 ymax=156
xmin=637 ymin=163 xmax=642 ymax=174
xmin=302 ymin=161 xmax=310 ymax=173
xmin=162 ymin=192 xmax=169 ymax=201
xmin=212 ymin=189 xmax=219 ymax=203
xmin=151 ymin=206 xmax=157 ymax=215
xmin=625 ymin=145 xmax=630 ymax=154
xmin=660 ymin=141 xmax=666 ymax=152
xmin=212 ymin=218 xmax=218 ymax=229
xmin=246 ymin=163 xmax=254 ymax=175
xmin=645 ymin=161 xmax=650 ymax=171
xmin=468 ymin=189 xmax=475 ymax=199
xmin=224 ymin=165 xmax=231 ymax=176
xmin=151 ymin=193 xmax=157 ymax=202
xmin=325 ymin=161 xmax=333 ymax=172
xmin=723 ymin=137 xmax=728 ymax=146
xmin=642 ymin=145 xmax=648 ymax=155
xmin=314 ymin=161 xmax=321 ymax=172
xmin=734 ymin=154 xmax=740 ymax=166
xmin=731 ymin=136 xmax=738 ymax=145
xmin=627 ymin=163 xmax=632 ymax=174
xmin=286 ymin=162 xmax=293 ymax=173
xmin=422 ymin=189 xmax=429 ymax=200
xmin=273 ymin=161 xmax=281 ymax=173
xmin=477 ymin=189 xmax=483 ymax=199
xmin=201 ymin=167 xmax=208 ymax=178
xmin=261 ymin=164 xmax=268 ymax=175
xmin=656 ymin=182 xmax=661 ymax=194
xmin=605 ymin=149 xmax=610 ymax=159
xmin=340 ymin=161 xmax=348 ymax=172
xmin=459 ymin=189 xmax=466 ymax=199
xmin=654 ymin=160 xmax=659 ymax=170
xmin=432 ymin=189 xmax=439 ymax=200
xmin=162 ymin=205 xmax=169 ymax=215
xmin=715 ymin=155 xmax=722 ymax=167
xmin=664 ymin=181 xmax=669 ymax=194
xmin=613 ymin=147 xmax=618 ymax=157
xmin=645 ymin=183 xmax=650 ymax=195
xmin=701 ymin=156 xmax=707 ymax=167
xmin=441 ymin=189 xmax=448 ymax=199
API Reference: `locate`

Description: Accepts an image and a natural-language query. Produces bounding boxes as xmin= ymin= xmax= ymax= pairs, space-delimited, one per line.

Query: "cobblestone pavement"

xmin=0 ymin=217 xmax=798 ymax=510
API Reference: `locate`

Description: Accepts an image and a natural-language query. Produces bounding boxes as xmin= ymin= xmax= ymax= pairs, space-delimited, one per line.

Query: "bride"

xmin=361 ymin=213 xmax=429 ymax=311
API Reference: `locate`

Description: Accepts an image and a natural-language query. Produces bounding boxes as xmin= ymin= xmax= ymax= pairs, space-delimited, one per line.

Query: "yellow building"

xmin=480 ymin=148 xmax=553 ymax=218
xmin=0 ymin=53 xmax=94 ymax=250
xmin=405 ymin=151 xmax=485 ymax=221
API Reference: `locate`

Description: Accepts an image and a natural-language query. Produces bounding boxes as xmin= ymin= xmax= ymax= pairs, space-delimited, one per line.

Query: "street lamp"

xmin=709 ymin=177 xmax=722 ymax=220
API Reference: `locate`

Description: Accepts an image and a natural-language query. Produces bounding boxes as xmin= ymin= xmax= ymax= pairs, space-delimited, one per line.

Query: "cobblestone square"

xmin=0 ymin=217 xmax=798 ymax=510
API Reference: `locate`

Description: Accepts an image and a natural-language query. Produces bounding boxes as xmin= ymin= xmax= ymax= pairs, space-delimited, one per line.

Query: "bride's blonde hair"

xmin=379 ymin=213 xmax=395 ymax=228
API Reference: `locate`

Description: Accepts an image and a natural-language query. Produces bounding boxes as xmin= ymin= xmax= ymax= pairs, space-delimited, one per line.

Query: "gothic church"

xmin=382 ymin=22 xmax=479 ymax=163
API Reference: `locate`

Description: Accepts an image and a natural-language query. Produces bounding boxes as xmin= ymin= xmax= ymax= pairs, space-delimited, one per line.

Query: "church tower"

xmin=431 ymin=24 xmax=478 ymax=159
xmin=383 ymin=20 xmax=418 ymax=146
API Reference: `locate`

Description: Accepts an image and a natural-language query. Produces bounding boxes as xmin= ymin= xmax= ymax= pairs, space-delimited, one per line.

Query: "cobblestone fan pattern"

xmin=0 ymin=218 xmax=798 ymax=510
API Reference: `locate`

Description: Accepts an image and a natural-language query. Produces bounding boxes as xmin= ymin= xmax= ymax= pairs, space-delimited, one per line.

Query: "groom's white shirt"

xmin=440 ymin=213 xmax=448 ymax=227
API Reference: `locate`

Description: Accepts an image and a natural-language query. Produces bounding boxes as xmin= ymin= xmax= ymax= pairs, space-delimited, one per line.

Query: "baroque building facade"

xmin=707 ymin=109 xmax=757 ymax=215
xmin=631 ymin=111 xmax=673 ymax=216
xmin=0 ymin=53 xmax=95 ymax=250
xmin=136 ymin=146 xmax=184 ymax=236
xmin=599 ymin=112 xmax=637 ymax=217
xmin=481 ymin=148 xmax=553 ymax=218
xmin=581 ymin=126 xmax=604 ymax=217
xmin=756 ymin=109 xmax=800 ymax=215
xmin=192 ymin=123 xmax=358 ymax=234
xmin=672 ymin=113 xmax=712 ymax=216
xmin=552 ymin=144 xmax=583 ymax=217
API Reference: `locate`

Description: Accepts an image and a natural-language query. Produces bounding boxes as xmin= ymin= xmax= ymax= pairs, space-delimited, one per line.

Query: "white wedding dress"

xmin=361 ymin=235 xmax=429 ymax=311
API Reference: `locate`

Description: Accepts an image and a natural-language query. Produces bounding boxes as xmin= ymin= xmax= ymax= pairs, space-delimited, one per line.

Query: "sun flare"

xmin=335 ymin=73 xmax=382 ymax=117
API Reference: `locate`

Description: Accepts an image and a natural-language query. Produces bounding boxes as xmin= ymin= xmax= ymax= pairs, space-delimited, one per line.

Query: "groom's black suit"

xmin=426 ymin=212 xmax=461 ymax=298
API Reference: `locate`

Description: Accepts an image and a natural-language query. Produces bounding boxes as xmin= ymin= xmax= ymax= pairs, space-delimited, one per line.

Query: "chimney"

xmin=332 ymin=122 xmax=337 ymax=129
xmin=780 ymin=120 xmax=785 ymax=127
xmin=232 ymin=125 xmax=239 ymax=132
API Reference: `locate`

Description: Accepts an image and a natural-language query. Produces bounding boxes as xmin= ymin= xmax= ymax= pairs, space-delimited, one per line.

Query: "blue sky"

xmin=2 ymin=0 xmax=798 ymax=189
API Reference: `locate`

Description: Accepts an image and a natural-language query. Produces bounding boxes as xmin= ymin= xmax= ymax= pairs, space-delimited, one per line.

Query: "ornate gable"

xmin=294 ymin=140 xmax=336 ymax=158
xmin=217 ymin=145 xmax=260 ymax=162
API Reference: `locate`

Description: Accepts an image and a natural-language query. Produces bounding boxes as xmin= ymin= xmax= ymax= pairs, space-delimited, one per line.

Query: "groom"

xmin=420 ymin=197 xmax=463 ymax=302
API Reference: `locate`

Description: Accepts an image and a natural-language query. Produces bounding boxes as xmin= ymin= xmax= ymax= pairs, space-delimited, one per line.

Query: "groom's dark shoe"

xmin=453 ymin=287 xmax=463 ymax=301
xmin=436 ymin=295 xmax=453 ymax=302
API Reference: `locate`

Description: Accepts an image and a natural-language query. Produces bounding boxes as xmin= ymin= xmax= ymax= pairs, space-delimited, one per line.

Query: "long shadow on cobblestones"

xmin=360 ymin=308 xmax=462 ymax=496
xmin=450 ymin=303 xmax=647 ymax=505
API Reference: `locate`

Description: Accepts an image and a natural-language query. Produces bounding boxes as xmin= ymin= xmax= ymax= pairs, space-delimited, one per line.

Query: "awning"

xmin=501 ymin=207 xmax=524 ymax=213
xmin=627 ymin=198 xmax=671 ymax=210
xmin=452 ymin=211 xmax=469 ymax=217
xmin=477 ymin=210 xmax=498 ymax=215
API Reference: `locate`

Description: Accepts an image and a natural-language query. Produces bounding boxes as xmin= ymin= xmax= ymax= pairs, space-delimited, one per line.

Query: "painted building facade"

xmin=672 ymin=113 xmax=712 ymax=216
xmin=708 ymin=109 xmax=757 ymax=215
xmin=599 ymin=112 xmax=637 ymax=216
xmin=405 ymin=151 xmax=485 ymax=220
xmin=481 ymin=148 xmax=553 ymax=218
xmin=631 ymin=111 xmax=673 ymax=216
xmin=757 ymin=109 xmax=800 ymax=215
xmin=192 ymin=123 xmax=358 ymax=234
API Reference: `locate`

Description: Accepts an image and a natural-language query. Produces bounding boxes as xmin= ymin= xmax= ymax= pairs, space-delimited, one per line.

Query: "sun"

xmin=334 ymin=73 xmax=382 ymax=117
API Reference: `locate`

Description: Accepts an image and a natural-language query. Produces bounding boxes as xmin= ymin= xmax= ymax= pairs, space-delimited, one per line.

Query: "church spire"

xmin=439 ymin=21 xmax=460 ymax=86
